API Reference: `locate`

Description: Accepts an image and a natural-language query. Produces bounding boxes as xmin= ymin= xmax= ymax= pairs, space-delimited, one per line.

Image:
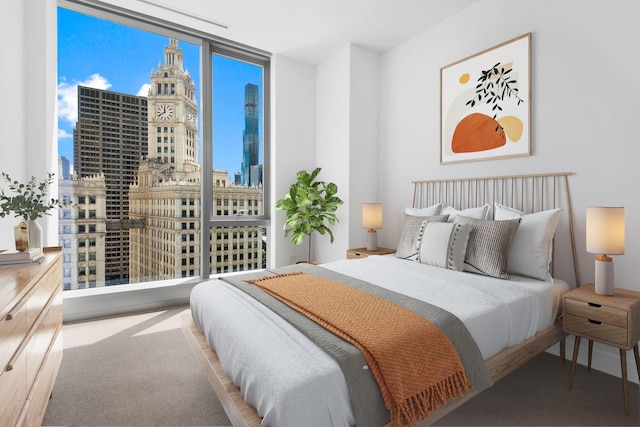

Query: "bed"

xmin=181 ymin=172 xmax=580 ymax=427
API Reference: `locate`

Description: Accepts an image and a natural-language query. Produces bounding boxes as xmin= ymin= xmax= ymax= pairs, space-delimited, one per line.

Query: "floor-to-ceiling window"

xmin=57 ymin=1 xmax=270 ymax=291
xmin=206 ymin=51 xmax=269 ymax=275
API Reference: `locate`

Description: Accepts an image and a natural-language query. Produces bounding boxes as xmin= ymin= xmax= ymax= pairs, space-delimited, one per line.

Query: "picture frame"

xmin=440 ymin=33 xmax=531 ymax=165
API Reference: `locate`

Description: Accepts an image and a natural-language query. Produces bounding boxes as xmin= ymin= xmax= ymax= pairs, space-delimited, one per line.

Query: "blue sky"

xmin=57 ymin=7 xmax=262 ymax=178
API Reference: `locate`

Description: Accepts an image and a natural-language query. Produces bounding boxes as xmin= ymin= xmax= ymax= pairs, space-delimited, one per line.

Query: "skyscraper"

xmin=129 ymin=38 xmax=201 ymax=282
xmin=58 ymin=173 xmax=107 ymax=290
xmin=129 ymin=39 xmax=264 ymax=281
xmin=69 ymin=38 xmax=264 ymax=285
xmin=59 ymin=156 xmax=71 ymax=180
xmin=73 ymin=86 xmax=148 ymax=285
xmin=146 ymin=38 xmax=199 ymax=172
xmin=241 ymin=83 xmax=260 ymax=187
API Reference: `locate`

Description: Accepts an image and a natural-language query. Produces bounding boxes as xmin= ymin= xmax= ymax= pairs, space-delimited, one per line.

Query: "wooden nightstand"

xmin=563 ymin=283 xmax=640 ymax=415
xmin=346 ymin=247 xmax=395 ymax=259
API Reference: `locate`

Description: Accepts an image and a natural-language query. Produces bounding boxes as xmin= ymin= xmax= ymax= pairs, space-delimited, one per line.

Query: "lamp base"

xmin=366 ymin=229 xmax=378 ymax=251
xmin=594 ymin=256 xmax=614 ymax=295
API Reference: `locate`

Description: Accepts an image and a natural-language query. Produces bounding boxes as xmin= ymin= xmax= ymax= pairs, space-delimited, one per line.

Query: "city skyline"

xmin=57 ymin=7 xmax=263 ymax=180
xmin=65 ymin=36 xmax=266 ymax=288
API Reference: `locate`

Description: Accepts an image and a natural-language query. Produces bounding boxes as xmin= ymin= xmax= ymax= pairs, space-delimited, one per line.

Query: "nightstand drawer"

xmin=347 ymin=251 xmax=367 ymax=259
xmin=564 ymin=298 xmax=627 ymax=328
xmin=564 ymin=313 xmax=628 ymax=347
xmin=346 ymin=247 xmax=395 ymax=259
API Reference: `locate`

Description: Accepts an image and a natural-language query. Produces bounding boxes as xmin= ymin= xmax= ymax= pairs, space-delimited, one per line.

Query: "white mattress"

xmin=190 ymin=255 xmax=569 ymax=427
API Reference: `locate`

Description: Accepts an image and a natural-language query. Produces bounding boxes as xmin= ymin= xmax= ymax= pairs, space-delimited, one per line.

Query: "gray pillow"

xmin=395 ymin=214 xmax=449 ymax=260
xmin=418 ymin=222 xmax=471 ymax=271
xmin=454 ymin=215 xmax=521 ymax=279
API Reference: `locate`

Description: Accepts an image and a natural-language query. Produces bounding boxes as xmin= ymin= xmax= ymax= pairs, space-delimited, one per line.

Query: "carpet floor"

xmin=42 ymin=305 xmax=639 ymax=426
xmin=42 ymin=306 xmax=231 ymax=427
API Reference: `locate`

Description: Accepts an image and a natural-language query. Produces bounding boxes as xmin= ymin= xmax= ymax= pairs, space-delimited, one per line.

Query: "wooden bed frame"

xmin=181 ymin=172 xmax=579 ymax=427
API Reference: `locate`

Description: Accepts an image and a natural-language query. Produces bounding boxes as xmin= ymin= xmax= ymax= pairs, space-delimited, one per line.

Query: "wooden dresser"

xmin=0 ymin=247 xmax=63 ymax=426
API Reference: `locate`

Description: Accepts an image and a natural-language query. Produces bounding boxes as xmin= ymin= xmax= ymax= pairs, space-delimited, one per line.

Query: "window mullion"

xmin=200 ymin=39 xmax=213 ymax=279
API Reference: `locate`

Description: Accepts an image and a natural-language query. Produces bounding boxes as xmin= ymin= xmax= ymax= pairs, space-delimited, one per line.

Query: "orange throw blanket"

xmin=250 ymin=272 xmax=471 ymax=427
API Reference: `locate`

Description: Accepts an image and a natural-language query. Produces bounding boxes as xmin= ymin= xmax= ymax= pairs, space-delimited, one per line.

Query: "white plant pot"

xmin=27 ymin=219 xmax=43 ymax=250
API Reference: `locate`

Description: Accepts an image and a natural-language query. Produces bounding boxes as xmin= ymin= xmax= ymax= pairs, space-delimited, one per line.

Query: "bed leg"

xmin=559 ymin=337 xmax=566 ymax=364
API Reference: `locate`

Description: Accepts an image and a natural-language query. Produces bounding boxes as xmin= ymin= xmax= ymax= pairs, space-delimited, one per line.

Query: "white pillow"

xmin=442 ymin=203 xmax=491 ymax=222
xmin=395 ymin=214 xmax=449 ymax=260
xmin=418 ymin=222 xmax=471 ymax=271
xmin=404 ymin=203 xmax=443 ymax=217
xmin=494 ymin=203 xmax=562 ymax=282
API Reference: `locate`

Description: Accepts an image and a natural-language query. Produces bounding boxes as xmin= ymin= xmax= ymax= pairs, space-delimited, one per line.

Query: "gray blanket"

xmin=221 ymin=263 xmax=492 ymax=427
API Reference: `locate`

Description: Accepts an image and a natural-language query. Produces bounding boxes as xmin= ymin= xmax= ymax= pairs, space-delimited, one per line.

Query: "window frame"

xmin=59 ymin=0 xmax=271 ymax=282
xmin=201 ymin=42 xmax=271 ymax=277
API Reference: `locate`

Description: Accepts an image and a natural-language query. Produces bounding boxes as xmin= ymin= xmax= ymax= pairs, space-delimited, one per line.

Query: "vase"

xmin=27 ymin=219 xmax=43 ymax=250
xmin=13 ymin=219 xmax=43 ymax=251
xmin=14 ymin=221 xmax=29 ymax=251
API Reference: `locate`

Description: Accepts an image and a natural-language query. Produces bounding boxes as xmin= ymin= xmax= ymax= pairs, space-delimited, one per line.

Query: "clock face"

xmin=187 ymin=111 xmax=196 ymax=125
xmin=156 ymin=104 xmax=173 ymax=120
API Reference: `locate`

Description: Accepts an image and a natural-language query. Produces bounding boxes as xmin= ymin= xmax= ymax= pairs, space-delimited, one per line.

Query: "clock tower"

xmin=147 ymin=38 xmax=198 ymax=172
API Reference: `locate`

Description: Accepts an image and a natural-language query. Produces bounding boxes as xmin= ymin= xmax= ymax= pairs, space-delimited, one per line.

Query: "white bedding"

xmin=190 ymin=255 xmax=569 ymax=427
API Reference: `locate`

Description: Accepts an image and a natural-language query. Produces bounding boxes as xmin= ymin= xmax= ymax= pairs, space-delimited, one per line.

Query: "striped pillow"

xmin=418 ymin=222 xmax=471 ymax=271
xmin=454 ymin=216 xmax=521 ymax=279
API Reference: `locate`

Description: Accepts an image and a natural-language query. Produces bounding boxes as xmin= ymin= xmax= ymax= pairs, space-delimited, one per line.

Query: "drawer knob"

xmin=588 ymin=319 xmax=602 ymax=325
xmin=588 ymin=302 xmax=602 ymax=308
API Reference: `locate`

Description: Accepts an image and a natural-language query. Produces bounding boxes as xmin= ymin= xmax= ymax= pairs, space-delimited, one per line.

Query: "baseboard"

xmin=62 ymin=279 xmax=201 ymax=323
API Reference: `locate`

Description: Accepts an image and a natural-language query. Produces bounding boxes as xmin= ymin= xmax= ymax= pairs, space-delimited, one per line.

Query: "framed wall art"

xmin=440 ymin=33 xmax=531 ymax=165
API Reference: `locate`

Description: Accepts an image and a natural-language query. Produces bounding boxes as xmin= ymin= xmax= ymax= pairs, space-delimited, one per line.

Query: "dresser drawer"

xmin=0 ymin=248 xmax=63 ymax=427
xmin=564 ymin=298 xmax=627 ymax=328
xmin=0 ymin=341 xmax=28 ymax=426
xmin=26 ymin=326 xmax=63 ymax=427
xmin=26 ymin=258 xmax=62 ymax=327
xmin=564 ymin=313 xmax=628 ymax=347
xmin=0 ymin=296 xmax=29 ymax=375
xmin=26 ymin=289 xmax=62 ymax=387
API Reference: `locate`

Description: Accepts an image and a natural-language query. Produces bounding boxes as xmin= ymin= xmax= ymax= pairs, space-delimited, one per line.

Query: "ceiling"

xmin=127 ymin=0 xmax=478 ymax=64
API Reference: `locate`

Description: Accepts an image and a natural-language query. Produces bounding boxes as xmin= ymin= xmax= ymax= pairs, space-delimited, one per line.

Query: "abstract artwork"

xmin=440 ymin=33 xmax=531 ymax=164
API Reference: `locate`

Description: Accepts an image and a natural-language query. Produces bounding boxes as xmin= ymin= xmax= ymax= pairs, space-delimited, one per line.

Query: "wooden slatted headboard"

xmin=411 ymin=172 xmax=579 ymax=286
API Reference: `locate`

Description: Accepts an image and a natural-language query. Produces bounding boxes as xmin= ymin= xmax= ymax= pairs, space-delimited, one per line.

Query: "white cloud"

xmin=58 ymin=129 xmax=73 ymax=139
xmin=57 ymin=73 xmax=111 ymax=125
xmin=136 ymin=84 xmax=150 ymax=97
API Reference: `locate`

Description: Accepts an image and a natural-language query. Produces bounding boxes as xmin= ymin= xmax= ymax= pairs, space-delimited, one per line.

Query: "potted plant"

xmin=275 ymin=167 xmax=344 ymax=264
xmin=0 ymin=172 xmax=72 ymax=251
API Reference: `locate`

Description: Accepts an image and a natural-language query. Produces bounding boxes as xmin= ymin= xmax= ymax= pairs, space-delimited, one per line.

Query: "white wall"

xmin=271 ymin=55 xmax=317 ymax=266
xmin=1 ymin=0 xmax=59 ymax=250
xmin=378 ymin=0 xmax=640 ymax=382
xmin=315 ymin=45 xmax=351 ymax=262
xmin=314 ymin=44 xmax=381 ymax=263
xmin=348 ymin=46 xmax=380 ymax=251
xmin=0 ymin=0 xmax=28 ymax=248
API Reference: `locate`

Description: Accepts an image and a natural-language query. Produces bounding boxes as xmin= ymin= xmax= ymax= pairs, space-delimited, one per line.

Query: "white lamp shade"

xmin=586 ymin=206 xmax=625 ymax=255
xmin=362 ymin=203 xmax=383 ymax=229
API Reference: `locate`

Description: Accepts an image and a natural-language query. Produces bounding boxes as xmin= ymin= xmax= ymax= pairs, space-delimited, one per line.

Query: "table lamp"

xmin=362 ymin=203 xmax=382 ymax=251
xmin=586 ymin=206 xmax=625 ymax=295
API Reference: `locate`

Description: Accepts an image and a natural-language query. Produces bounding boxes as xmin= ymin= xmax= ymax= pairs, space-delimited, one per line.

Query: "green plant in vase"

xmin=0 ymin=172 xmax=73 ymax=251
xmin=275 ymin=168 xmax=344 ymax=264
